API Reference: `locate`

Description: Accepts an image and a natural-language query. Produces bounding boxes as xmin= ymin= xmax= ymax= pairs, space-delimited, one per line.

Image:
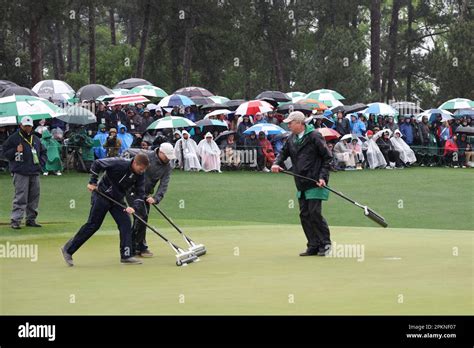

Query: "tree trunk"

xmin=88 ymin=4 xmax=96 ymax=83
xmin=386 ymin=0 xmax=402 ymax=102
xmin=370 ymin=0 xmax=381 ymax=101
xmin=181 ymin=11 xmax=195 ymax=87
xmin=406 ymin=0 xmax=413 ymax=101
xmin=75 ymin=16 xmax=81 ymax=72
xmin=136 ymin=0 xmax=151 ymax=78
xmin=55 ymin=22 xmax=65 ymax=80
xmin=48 ymin=25 xmax=60 ymax=79
xmin=109 ymin=7 xmax=116 ymax=45
xmin=29 ymin=15 xmax=43 ymax=84
xmin=67 ymin=26 xmax=73 ymax=73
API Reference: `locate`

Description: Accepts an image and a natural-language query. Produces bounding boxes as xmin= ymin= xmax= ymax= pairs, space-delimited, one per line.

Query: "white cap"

xmin=20 ymin=116 xmax=34 ymax=127
xmin=159 ymin=142 xmax=176 ymax=160
xmin=283 ymin=111 xmax=305 ymax=123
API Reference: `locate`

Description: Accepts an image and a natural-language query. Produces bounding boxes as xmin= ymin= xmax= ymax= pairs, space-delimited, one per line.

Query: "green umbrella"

xmin=147 ymin=116 xmax=196 ymax=130
xmin=57 ymin=105 xmax=97 ymax=125
xmin=209 ymin=95 xmax=230 ymax=104
xmin=438 ymin=98 xmax=474 ymax=110
xmin=130 ymin=85 xmax=168 ymax=98
xmin=0 ymin=95 xmax=66 ymax=126
xmin=306 ymin=89 xmax=345 ymax=101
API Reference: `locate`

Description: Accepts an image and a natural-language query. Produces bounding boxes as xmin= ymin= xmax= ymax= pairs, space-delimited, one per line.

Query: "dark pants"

xmin=65 ymin=192 xmax=133 ymax=259
xmin=298 ymin=196 xmax=331 ymax=252
xmin=126 ymin=193 xmax=150 ymax=254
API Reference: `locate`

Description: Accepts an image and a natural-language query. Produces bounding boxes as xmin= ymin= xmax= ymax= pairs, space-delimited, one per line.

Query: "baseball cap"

xmin=283 ymin=111 xmax=306 ymax=123
xmin=159 ymin=142 xmax=176 ymax=160
xmin=20 ymin=116 xmax=34 ymax=127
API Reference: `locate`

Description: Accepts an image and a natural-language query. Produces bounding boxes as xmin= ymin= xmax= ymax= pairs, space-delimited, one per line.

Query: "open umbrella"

xmin=454 ymin=126 xmax=474 ymax=135
xmin=235 ymin=100 xmax=274 ymax=116
xmin=316 ymin=128 xmax=340 ymax=141
xmin=277 ymin=103 xmax=313 ymax=114
xmin=286 ymin=92 xmax=306 ymax=101
xmin=0 ymin=86 xmax=38 ymax=97
xmin=306 ymin=89 xmax=345 ymax=101
xmin=243 ymin=123 xmax=286 ymax=136
xmin=307 ymin=115 xmax=334 ymax=127
xmin=214 ymin=130 xmax=237 ymax=143
xmin=32 ymin=80 xmax=75 ymax=101
xmin=209 ymin=95 xmax=230 ymax=104
xmin=57 ymin=105 xmax=97 ymax=125
xmin=416 ymin=109 xmax=453 ymax=122
xmin=201 ymin=103 xmax=226 ymax=110
xmin=332 ymin=103 xmax=367 ymax=115
xmin=191 ymin=96 xmax=214 ymax=105
xmin=255 ymin=91 xmax=291 ymax=102
xmin=77 ymin=84 xmax=113 ymax=101
xmin=196 ymin=119 xmax=228 ymax=130
xmin=147 ymin=116 xmax=196 ymax=130
xmin=174 ymin=86 xmax=214 ymax=97
xmin=108 ymin=94 xmax=150 ymax=106
xmin=157 ymin=94 xmax=195 ymax=108
xmin=0 ymin=80 xmax=18 ymax=94
xmin=112 ymin=88 xmax=132 ymax=95
xmin=296 ymin=98 xmax=329 ymax=111
xmin=224 ymin=99 xmax=246 ymax=110
xmin=130 ymin=85 xmax=168 ymax=98
xmin=438 ymin=98 xmax=474 ymax=110
xmin=205 ymin=109 xmax=233 ymax=118
xmin=0 ymin=95 xmax=67 ymax=125
xmin=453 ymin=109 xmax=474 ymax=119
xmin=362 ymin=102 xmax=398 ymax=116
xmin=114 ymin=78 xmax=152 ymax=90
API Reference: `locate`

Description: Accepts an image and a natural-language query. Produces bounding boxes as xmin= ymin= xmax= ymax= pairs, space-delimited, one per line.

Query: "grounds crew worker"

xmin=61 ymin=153 xmax=150 ymax=266
xmin=271 ymin=111 xmax=333 ymax=256
xmin=122 ymin=142 xmax=175 ymax=258
xmin=3 ymin=116 xmax=47 ymax=229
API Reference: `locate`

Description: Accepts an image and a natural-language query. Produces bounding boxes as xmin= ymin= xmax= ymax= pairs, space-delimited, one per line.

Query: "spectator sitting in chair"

xmin=333 ymin=134 xmax=356 ymax=170
xmin=376 ymin=130 xmax=403 ymax=169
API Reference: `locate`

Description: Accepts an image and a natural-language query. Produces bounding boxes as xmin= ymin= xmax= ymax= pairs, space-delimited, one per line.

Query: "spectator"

xmin=334 ymin=111 xmax=350 ymax=135
xmin=68 ymin=128 xmax=95 ymax=172
xmin=399 ymin=117 xmax=414 ymax=145
xmin=390 ymin=130 xmax=416 ymax=166
xmin=367 ymin=114 xmax=377 ymax=131
xmin=349 ymin=113 xmax=366 ymax=136
xmin=197 ymin=132 xmax=221 ymax=172
xmin=40 ymin=129 xmax=63 ymax=176
xmin=257 ymin=131 xmax=275 ymax=172
xmin=455 ymin=133 xmax=470 ymax=168
xmin=104 ymin=128 xmax=121 ymax=157
xmin=333 ymin=135 xmax=356 ymax=169
xmin=385 ymin=116 xmax=399 ymax=132
xmin=237 ymin=115 xmax=253 ymax=145
xmin=117 ymin=124 xmax=133 ymax=154
xmin=443 ymin=135 xmax=459 ymax=167
xmin=107 ymin=104 xmax=126 ymax=129
xmin=184 ymin=107 xmax=196 ymax=122
xmin=124 ymin=108 xmax=142 ymax=135
xmin=35 ymin=119 xmax=49 ymax=136
xmin=362 ymin=130 xmax=386 ymax=169
xmin=254 ymin=112 xmax=266 ymax=124
xmin=244 ymin=131 xmax=263 ymax=171
xmin=93 ymin=124 xmax=108 ymax=159
xmin=417 ymin=116 xmax=430 ymax=146
xmin=94 ymin=103 xmax=109 ymax=132
xmin=347 ymin=137 xmax=364 ymax=170
xmin=174 ymin=130 xmax=201 ymax=171
xmin=376 ymin=130 xmax=403 ymax=169
xmin=138 ymin=108 xmax=154 ymax=134
xmin=172 ymin=130 xmax=182 ymax=146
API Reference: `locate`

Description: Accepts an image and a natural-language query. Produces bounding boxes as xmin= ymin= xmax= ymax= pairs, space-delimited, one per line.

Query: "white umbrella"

xmin=204 ymin=109 xmax=232 ymax=118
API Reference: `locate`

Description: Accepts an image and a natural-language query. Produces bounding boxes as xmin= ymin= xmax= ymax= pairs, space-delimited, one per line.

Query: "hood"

xmin=118 ymin=124 xmax=128 ymax=132
xmin=41 ymin=129 xmax=52 ymax=140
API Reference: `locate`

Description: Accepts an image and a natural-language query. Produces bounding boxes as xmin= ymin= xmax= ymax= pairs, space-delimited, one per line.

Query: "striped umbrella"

xmin=174 ymin=86 xmax=214 ymax=97
xmin=209 ymin=95 xmax=230 ymax=104
xmin=130 ymin=85 xmax=168 ymax=98
xmin=438 ymin=98 xmax=474 ymax=110
xmin=286 ymin=92 xmax=306 ymax=101
xmin=243 ymin=123 xmax=286 ymax=135
xmin=108 ymin=94 xmax=150 ymax=106
xmin=196 ymin=119 xmax=228 ymax=129
xmin=191 ymin=96 xmax=214 ymax=105
xmin=112 ymin=89 xmax=132 ymax=96
xmin=235 ymin=100 xmax=274 ymax=116
xmin=157 ymin=94 xmax=195 ymax=107
xmin=416 ymin=109 xmax=453 ymax=123
xmin=306 ymin=89 xmax=345 ymax=101
xmin=0 ymin=95 xmax=67 ymax=125
xmin=362 ymin=102 xmax=398 ymax=116
xmin=32 ymin=80 xmax=75 ymax=100
xmin=147 ymin=116 xmax=196 ymax=130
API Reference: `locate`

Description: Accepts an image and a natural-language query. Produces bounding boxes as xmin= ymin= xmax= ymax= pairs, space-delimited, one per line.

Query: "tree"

xmin=88 ymin=3 xmax=96 ymax=83
xmin=370 ymin=0 xmax=381 ymax=100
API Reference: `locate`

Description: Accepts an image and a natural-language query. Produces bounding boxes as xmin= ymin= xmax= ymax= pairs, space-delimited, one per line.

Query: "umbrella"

xmin=205 ymin=109 xmax=233 ymax=118
xmin=214 ymin=130 xmax=237 ymax=143
xmin=362 ymin=102 xmax=398 ymax=116
xmin=416 ymin=109 xmax=453 ymax=122
xmin=438 ymin=98 xmax=474 ymax=110
xmin=307 ymin=115 xmax=334 ymax=128
xmin=391 ymin=101 xmax=423 ymax=115
xmin=112 ymin=88 xmax=132 ymax=95
xmin=209 ymin=95 xmax=230 ymax=104
xmin=0 ymin=86 xmax=38 ymax=97
xmin=147 ymin=116 xmax=196 ymax=130
xmin=157 ymin=94 xmax=195 ymax=108
xmin=340 ymin=134 xmax=353 ymax=141
xmin=243 ymin=123 xmax=286 ymax=135
xmin=453 ymin=109 xmax=474 ymax=119
xmin=57 ymin=105 xmax=97 ymax=125
xmin=255 ymin=91 xmax=291 ymax=102
xmin=146 ymin=103 xmax=158 ymax=110
xmin=286 ymin=92 xmax=306 ymax=101
xmin=306 ymin=89 xmax=345 ymax=101
xmin=77 ymin=84 xmax=113 ymax=101
xmin=108 ymin=94 xmax=150 ymax=106
xmin=196 ymin=119 xmax=228 ymax=129
xmin=130 ymin=85 xmax=168 ymax=98
xmin=191 ymin=96 xmax=214 ymax=105
xmin=277 ymin=103 xmax=313 ymax=113
xmin=32 ymin=80 xmax=75 ymax=100
xmin=332 ymin=103 xmax=367 ymax=115
xmin=316 ymin=128 xmax=340 ymax=141
xmin=0 ymin=95 xmax=67 ymax=126
xmin=174 ymin=86 xmax=214 ymax=97
xmin=114 ymin=78 xmax=152 ymax=90
xmin=201 ymin=103 xmax=226 ymax=110
xmin=454 ymin=126 xmax=474 ymax=135
xmin=296 ymin=98 xmax=329 ymax=111
xmin=235 ymin=100 xmax=274 ymax=116
xmin=0 ymin=80 xmax=18 ymax=94
xmin=96 ymin=94 xmax=118 ymax=102
xmin=273 ymin=131 xmax=291 ymax=141
xmin=224 ymin=99 xmax=246 ymax=110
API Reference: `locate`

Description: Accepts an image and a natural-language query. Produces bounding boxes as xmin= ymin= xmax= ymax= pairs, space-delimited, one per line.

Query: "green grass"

xmin=0 ymin=168 xmax=473 ymax=315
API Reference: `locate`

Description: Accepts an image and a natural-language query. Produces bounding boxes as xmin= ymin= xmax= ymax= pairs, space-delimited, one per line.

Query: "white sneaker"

xmin=55 ymin=171 xmax=62 ymax=176
xmin=385 ymin=166 xmax=393 ymax=170
xmin=262 ymin=167 xmax=270 ymax=172
xmin=43 ymin=172 xmax=49 ymax=176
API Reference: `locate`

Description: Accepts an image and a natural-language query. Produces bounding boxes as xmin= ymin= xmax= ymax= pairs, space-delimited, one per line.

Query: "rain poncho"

xmin=390 ymin=130 xmax=416 ymax=164
xmin=197 ymin=132 xmax=221 ymax=172
xmin=41 ymin=129 xmax=63 ymax=172
xmin=174 ymin=130 xmax=201 ymax=171
xmin=363 ymin=130 xmax=387 ymax=169
xmin=70 ymin=129 xmax=95 ymax=161
xmin=117 ymin=124 xmax=133 ymax=154
xmin=93 ymin=128 xmax=108 ymax=159
xmin=333 ymin=140 xmax=356 ymax=167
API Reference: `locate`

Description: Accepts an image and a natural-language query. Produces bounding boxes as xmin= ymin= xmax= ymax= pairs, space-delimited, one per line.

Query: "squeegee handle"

xmin=152 ymin=204 xmax=185 ymax=235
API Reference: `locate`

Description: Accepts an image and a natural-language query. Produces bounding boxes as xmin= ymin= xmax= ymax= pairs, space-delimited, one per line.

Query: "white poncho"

xmin=390 ymin=130 xmax=416 ymax=164
xmin=174 ymin=130 xmax=202 ymax=171
xmin=362 ymin=130 xmax=387 ymax=169
xmin=197 ymin=132 xmax=221 ymax=172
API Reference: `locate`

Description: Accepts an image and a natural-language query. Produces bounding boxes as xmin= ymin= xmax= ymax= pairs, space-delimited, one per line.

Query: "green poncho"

xmin=41 ymin=130 xmax=63 ymax=172
xmin=69 ymin=129 xmax=95 ymax=161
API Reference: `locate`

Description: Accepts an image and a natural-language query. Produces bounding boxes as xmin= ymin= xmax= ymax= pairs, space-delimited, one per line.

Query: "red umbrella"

xmin=108 ymin=94 xmax=150 ymax=106
xmin=316 ymin=128 xmax=340 ymax=141
xmin=235 ymin=100 xmax=274 ymax=116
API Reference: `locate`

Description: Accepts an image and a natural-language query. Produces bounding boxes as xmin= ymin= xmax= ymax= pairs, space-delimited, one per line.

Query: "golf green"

xmin=0 ymin=169 xmax=472 ymax=314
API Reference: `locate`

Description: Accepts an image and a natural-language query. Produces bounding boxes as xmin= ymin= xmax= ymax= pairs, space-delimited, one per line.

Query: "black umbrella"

xmin=190 ymin=96 xmax=214 ymax=105
xmin=201 ymin=102 xmax=226 ymax=110
xmin=0 ymin=80 xmax=18 ymax=94
xmin=174 ymin=86 xmax=214 ymax=97
xmin=255 ymin=91 xmax=291 ymax=102
xmin=278 ymin=103 xmax=313 ymax=114
xmin=76 ymin=84 xmax=113 ymax=101
xmin=257 ymin=97 xmax=279 ymax=108
xmin=0 ymin=86 xmax=38 ymax=97
xmin=343 ymin=103 xmax=368 ymax=114
xmin=309 ymin=115 xmax=334 ymax=128
xmin=224 ymin=99 xmax=246 ymax=111
xmin=455 ymin=126 xmax=474 ymax=135
xmin=114 ymin=78 xmax=152 ymax=89
xmin=214 ymin=130 xmax=237 ymax=143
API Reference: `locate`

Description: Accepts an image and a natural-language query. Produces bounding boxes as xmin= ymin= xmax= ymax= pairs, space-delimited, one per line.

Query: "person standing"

xmin=61 ymin=153 xmax=150 ymax=266
xmin=271 ymin=111 xmax=333 ymax=256
xmin=3 ymin=116 xmax=47 ymax=229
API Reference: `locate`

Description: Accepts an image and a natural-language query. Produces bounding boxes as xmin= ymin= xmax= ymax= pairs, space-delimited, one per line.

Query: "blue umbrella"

xmin=243 ymin=123 xmax=286 ymax=136
xmin=416 ymin=109 xmax=453 ymax=123
xmin=453 ymin=109 xmax=474 ymax=119
xmin=157 ymin=94 xmax=195 ymax=107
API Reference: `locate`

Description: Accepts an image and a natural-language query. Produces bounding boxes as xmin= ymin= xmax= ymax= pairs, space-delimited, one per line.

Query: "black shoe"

xmin=317 ymin=245 xmax=332 ymax=256
xmin=60 ymin=247 xmax=74 ymax=267
xmin=11 ymin=221 xmax=21 ymax=230
xmin=299 ymin=249 xmax=319 ymax=256
xmin=26 ymin=221 xmax=42 ymax=227
xmin=121 ymin=257 xmax=143 ymax=265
